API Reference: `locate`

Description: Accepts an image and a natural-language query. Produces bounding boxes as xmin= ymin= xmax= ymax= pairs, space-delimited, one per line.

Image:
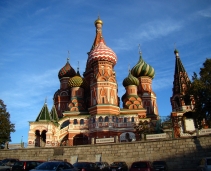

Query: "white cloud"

xmin=198 ymin=7 xmax=211 ymax=18
xmin=113 ymin=19 xmax=183 ymax=53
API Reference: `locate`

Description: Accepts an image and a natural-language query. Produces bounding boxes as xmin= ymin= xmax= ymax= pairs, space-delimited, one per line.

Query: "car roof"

xmin=75 ymin=162 xmax=94 ymax=163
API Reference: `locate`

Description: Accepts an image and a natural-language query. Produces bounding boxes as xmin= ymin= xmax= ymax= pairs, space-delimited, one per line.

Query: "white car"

xmin=0 ymin=162 xmax=11 ymax=171
xmin=197 ymin=157 xmax=211 ymax=171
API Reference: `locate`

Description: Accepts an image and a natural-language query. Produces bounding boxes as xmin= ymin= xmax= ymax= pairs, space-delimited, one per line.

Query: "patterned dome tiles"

xmin=68 ymin=76 xmax=88 ymax=89
xmin=88 ymin=41 xmax=117 ymax=66
xmin=123 ymin=71 xmax=139 ymax=87
xmin=131 ymin=55 xmax=155 ymax=79
xmin=58 ymin=62 xmax=76 ymax=79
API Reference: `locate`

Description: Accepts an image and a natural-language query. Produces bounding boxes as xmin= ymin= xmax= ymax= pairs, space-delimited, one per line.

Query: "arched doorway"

xmin=40 ymin=130 xmax=47 ymax=147
xmin=35 ymin=130 xmax=41 ymax=147
xmin=73 ymin=134 xmax=88 ymax=145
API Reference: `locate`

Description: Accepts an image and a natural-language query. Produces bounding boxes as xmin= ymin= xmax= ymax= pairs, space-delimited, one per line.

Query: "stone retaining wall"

xmin=1 ymin=135 xmax=211 ymax=170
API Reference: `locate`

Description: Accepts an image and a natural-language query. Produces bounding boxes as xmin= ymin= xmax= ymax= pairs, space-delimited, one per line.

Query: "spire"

xmin=138 ymin=44 xmax=142 ymax=56
xmin=76 ymin=61 xmax=81 ymax=76
xmin=35 ymin=101 xmax=51 ymax=121
xmin=50 ymin=105 xmax=59 ymax=122
xmin=90 ymin=16 xmax=106 ymax=51
xmin=172 ymin=48 xmax=191 ymax=96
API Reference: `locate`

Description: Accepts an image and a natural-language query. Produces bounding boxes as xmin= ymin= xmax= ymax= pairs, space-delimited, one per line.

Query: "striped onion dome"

xmin=88 ymin=39 xmax=117 ymax=66
xmin=58 ymin=59 xmax=76 ymax=79
xmin=131 ymin=54 xmax=155 ymax=79
xmin=68 ymin=75 xmax=88 ymax=89
xmin=123 ymin=71 xmax=139 ymax=87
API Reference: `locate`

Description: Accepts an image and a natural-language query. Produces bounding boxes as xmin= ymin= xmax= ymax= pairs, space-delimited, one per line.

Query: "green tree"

xmin=134 ymin=120 xmax=155 ymax=140
xmin=0 ymin=99 xmax=15 ymax=148
xmin=189 ymin=58 xmax=211 ymax=129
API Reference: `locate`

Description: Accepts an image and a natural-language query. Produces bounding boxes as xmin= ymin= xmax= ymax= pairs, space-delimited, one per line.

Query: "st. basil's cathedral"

xmin=27 ymin=17 xmax=197 ymax=148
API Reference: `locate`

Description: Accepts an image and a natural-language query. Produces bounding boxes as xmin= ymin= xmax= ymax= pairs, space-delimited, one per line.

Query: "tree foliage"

xmin=189 ymin=58 xmax=211 ymax=128
xmin=0 ymin=99 xmax=15 ymax=148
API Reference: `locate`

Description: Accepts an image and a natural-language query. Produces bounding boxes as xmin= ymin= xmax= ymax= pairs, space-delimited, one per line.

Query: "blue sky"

xmin=0 ymin=0 xmax=211 ymax=144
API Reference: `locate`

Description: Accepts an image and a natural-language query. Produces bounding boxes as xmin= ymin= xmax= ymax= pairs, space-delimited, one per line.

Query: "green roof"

xmin=50 ymin=105 xmax=59 ymax=121
xmin=35 ymin=103 xmax=51 ymax=121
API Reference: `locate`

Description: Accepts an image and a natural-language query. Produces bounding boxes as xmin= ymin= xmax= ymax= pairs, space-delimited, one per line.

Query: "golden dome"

xmin=94 ymin=17 xmax=103 ymax=26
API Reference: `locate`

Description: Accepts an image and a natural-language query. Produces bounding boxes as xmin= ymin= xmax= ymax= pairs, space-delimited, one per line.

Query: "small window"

xmin=99 ymin=116 xmax=103 ymax=122
xmin=124 ymin=118 xmax=127 ymax=123
xmin=80 ymin=119 xmax=84 ymax=125
xmin=112 ymin=116 xmax=116 ymax=122
xmin=105 ymin=116 xmax=109 ymax=122
xmin=73 ymin=119 xmax=78 ymax=125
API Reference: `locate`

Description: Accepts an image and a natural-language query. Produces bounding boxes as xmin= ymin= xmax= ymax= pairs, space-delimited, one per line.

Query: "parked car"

xmin=12 ymin=160 xmax=44 ymax=171
xmin=109 ymin=162 xmax=128 ymax=171
xmin=152 ymin=161 xmax=168 ymax=171
xmin=129 ymin=161 xmax=153 ymax=171
xmin=0 ymin=161 xmax=11 ymax=171
xmin=197 ymin=157 xmax=211 ymax=171
xmin=73 ymin=162 xmax=100 ymax=171
xmin=95 ymin=162 xmax=110 ymax=171
xmin=31 ymin=161 xmax=77 ymax=171
xmin=1 ymin=159 xmax=19 ymax=167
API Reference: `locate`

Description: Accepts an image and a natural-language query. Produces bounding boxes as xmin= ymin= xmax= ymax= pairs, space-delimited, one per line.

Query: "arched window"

xmin=124 ymin=118 xmax=127 ymax=123
xmin=112 ymin=116 xmax=116 ymax=122
xmin=131 ymin=117 xmax=134 ymax=122
xmin=99 ymin=116 xmax=103 ymax=122
xmin=93 ymin=118 xmax=96 ymax=123
xmin=73 ymin=119 xmax=78 ymax=125
xmin=60 ymin=120 xmax=70 ymax=129
xmin=80 ymin=119 xmax=84 ymax=125
xmin=105 ymin=116 xmax=109 ymax=122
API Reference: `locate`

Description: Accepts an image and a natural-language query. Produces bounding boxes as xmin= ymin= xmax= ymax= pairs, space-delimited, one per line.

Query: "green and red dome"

xmin=131 ymin=55 xmax=155 ymax=79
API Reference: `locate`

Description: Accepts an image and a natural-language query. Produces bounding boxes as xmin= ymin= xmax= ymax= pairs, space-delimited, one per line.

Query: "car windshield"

xmin=1 ymin=159 xmax=9 ymax=163
xmin=13 ymin=161 xmax=24 ymax=166
xmin=36 ymin=162 xmax=60 ymax=170
xmin=111 ymin=162 xmax=123 ymax=166
xmin=131 ymin=162 xmax=147 ymax=168
xmin=73 ymin=163 xmax=94 ymax=168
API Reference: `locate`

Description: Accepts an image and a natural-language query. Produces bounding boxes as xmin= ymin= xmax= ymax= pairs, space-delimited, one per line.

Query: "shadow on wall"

xmin=0 ymin=135 xmax=211 ymax=170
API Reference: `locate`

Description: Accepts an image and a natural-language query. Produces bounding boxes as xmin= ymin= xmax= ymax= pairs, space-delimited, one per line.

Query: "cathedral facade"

xmin=27 ymin=17 xmax=210 ymax=148
xmin=27 ymin=17 xmax=159 ymax=148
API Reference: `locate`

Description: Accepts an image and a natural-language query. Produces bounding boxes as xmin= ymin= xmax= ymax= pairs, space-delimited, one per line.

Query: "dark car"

xmin=1 ymin=159 xmax=19 ymax=167
xmin=95 ymin=162 xmax=110 ymax=171
xmin=73 ymin=162 xmax=100 ymax=171
xmin=109 ymin=162 xmax=128 ymax=171
xmin=12 ymin=161 xmax=44 ymax=171
xmin=152 ymin=161 xmax=168 ymax=171
xmin=32 ymin=161 xmax=77 ymax=171
xmin=197 ymin=157 xmax=211 ymax=171
xmin=129 ymin=161 xmax=153 ymax=171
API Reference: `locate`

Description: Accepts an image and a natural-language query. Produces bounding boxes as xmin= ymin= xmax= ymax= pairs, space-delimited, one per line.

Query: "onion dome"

xmin=123 ymin=70 xmax=139 ymax=87
xmin=131 ymin=54 xmax=155 ymax=79
xmin=58 ymin=58 xmax=76 ymax=79
xmin=94 ymin=17 xmax=103 ymax=25
xmin=68 ymin=74 xmax=88 ymax=89
xmin=88 ymin=40 xmax=117 ymax=66
xmin=87 ymin=17 xmax=117 ymax=66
